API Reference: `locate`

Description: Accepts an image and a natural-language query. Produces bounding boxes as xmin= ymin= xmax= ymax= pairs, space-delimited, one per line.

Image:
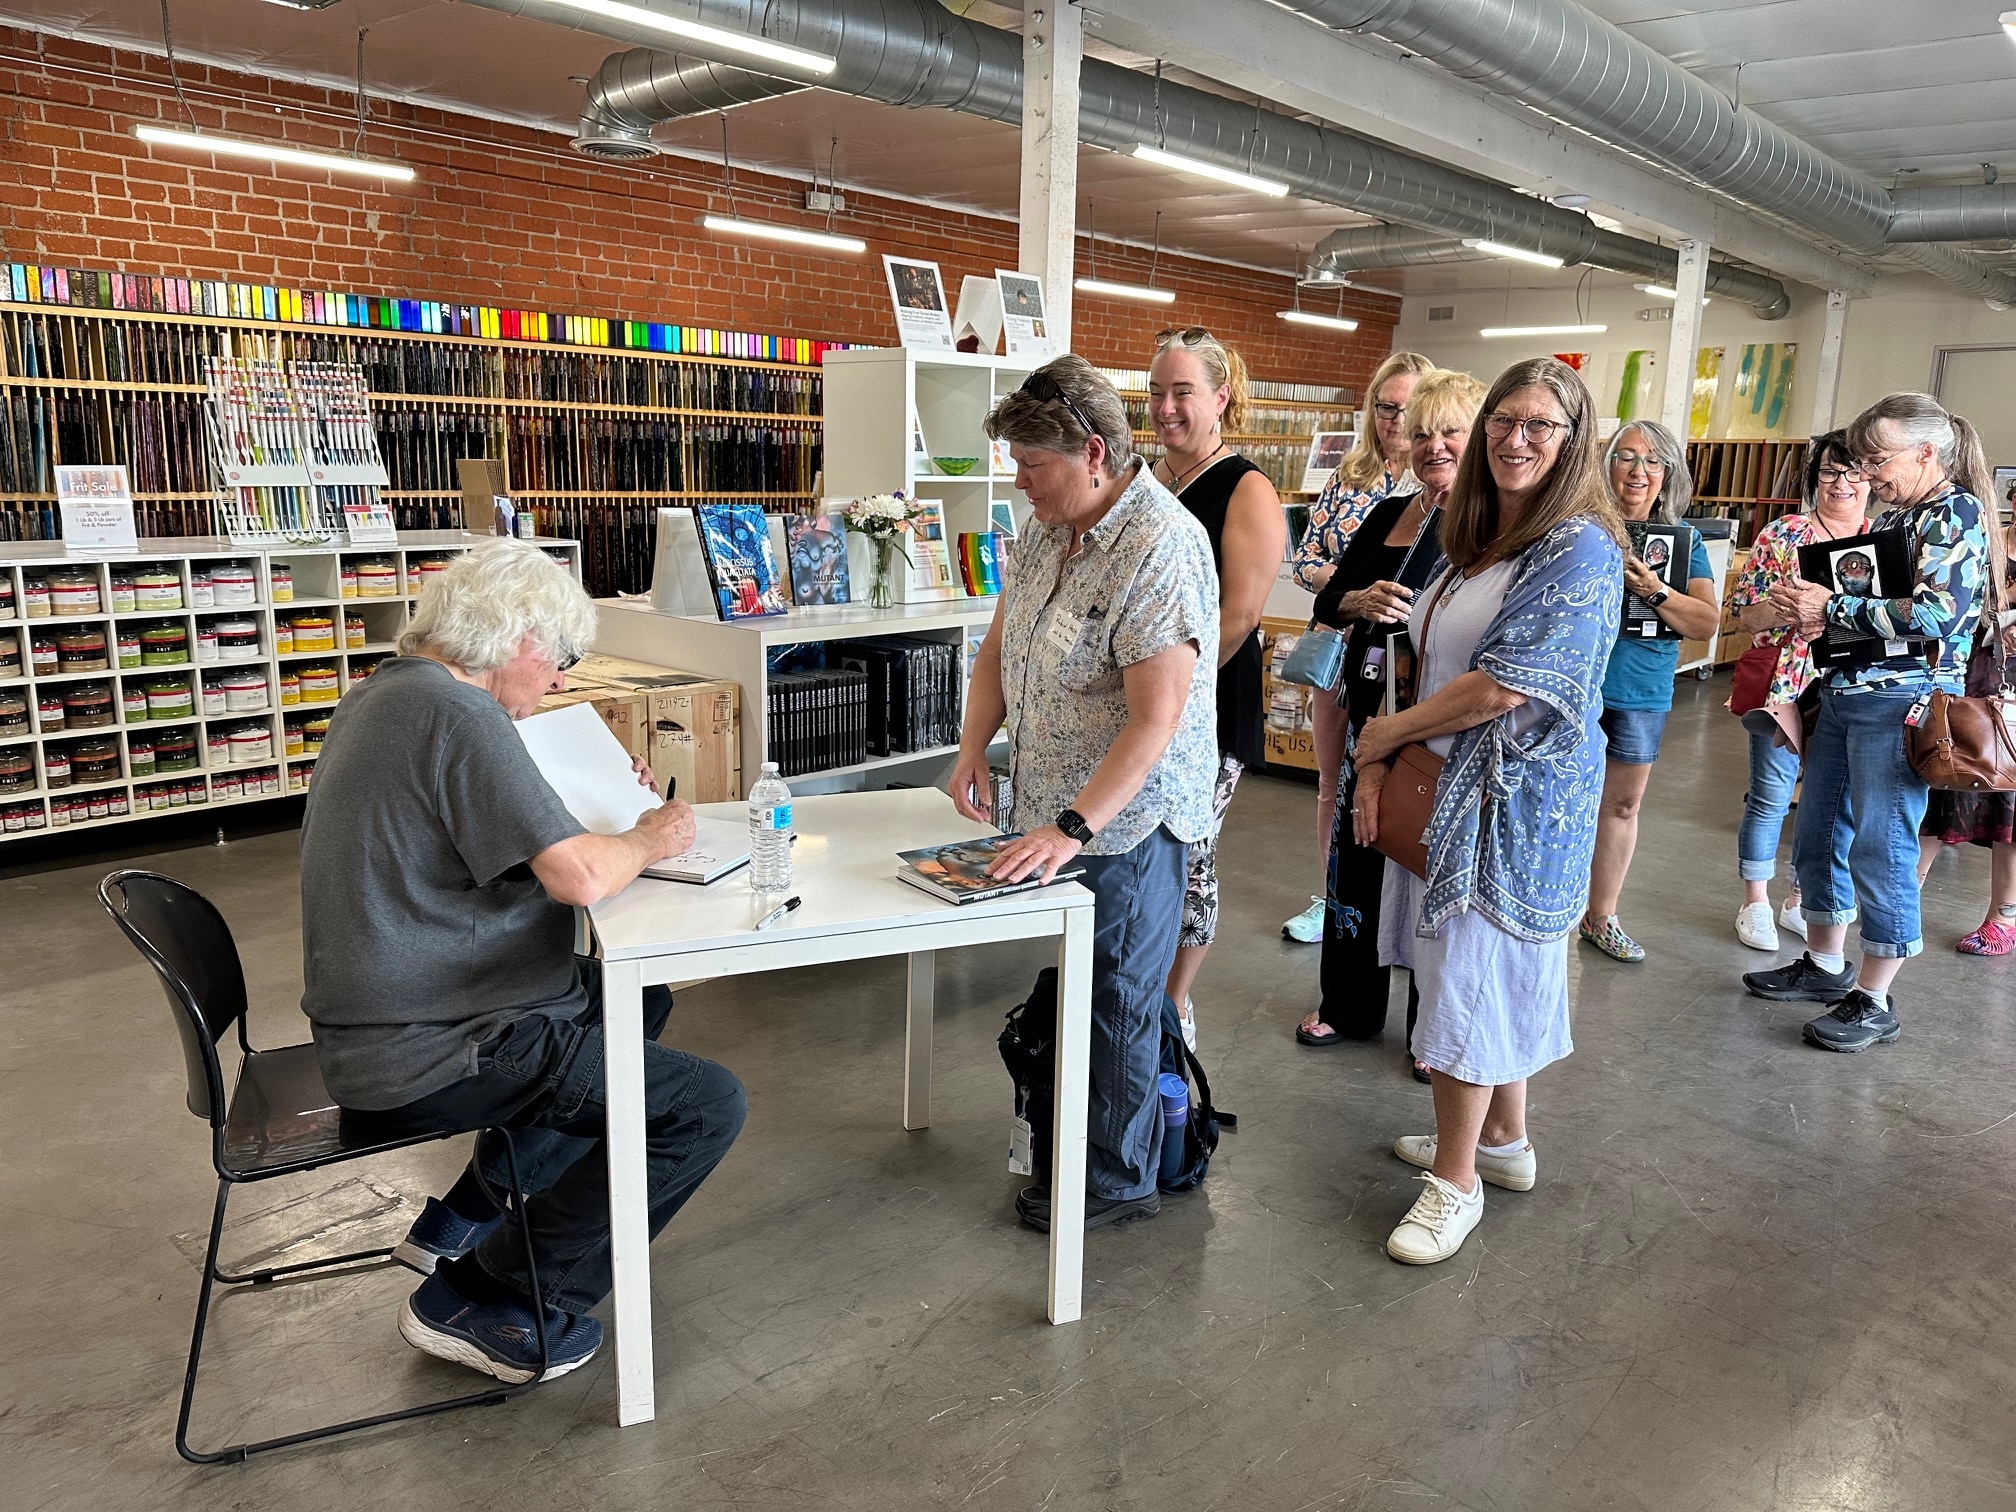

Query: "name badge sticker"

xmin=1044 ymin=609 xmax=1085 ymax=656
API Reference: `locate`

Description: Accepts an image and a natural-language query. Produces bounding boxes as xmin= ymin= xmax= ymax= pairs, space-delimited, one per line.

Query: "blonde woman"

xmin=1284 ymin=349 xmax=1436 ymax=942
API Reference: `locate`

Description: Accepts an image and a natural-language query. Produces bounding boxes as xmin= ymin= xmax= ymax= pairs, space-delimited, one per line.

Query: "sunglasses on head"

xmin=1155 ymin=326 xmax=1214 ymax=349
xmin=1018 ymin=372 xmax=1101 ymax=440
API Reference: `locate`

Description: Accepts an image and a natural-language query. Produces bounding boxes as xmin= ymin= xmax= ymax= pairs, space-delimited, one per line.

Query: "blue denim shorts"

xmin=1599 ymin=705 xmax=1669 ymax=766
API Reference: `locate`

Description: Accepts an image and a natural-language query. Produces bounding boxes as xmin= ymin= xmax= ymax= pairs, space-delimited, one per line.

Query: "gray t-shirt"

xmin=300 ymin=656 xmax=587 ymax=1109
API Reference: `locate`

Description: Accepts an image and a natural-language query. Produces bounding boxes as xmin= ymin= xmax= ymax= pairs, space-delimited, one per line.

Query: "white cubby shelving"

xmin=0 ymin=531 xmax=579 ymax=842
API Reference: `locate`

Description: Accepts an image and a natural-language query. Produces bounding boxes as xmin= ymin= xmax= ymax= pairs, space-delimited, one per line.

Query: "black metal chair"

xmin=98 ymin=869 xmax=550 ymax=1464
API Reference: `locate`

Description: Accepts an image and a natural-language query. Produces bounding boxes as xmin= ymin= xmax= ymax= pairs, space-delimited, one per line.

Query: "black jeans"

xmin=1318 ymin=762 xmax=1420 ymax=1046
xmin=348 ymin=959 xmax=746 ymax=1314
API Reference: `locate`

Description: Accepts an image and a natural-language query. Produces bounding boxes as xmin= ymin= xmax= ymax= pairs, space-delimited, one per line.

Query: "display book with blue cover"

xmin=1795 ymin=523 xmax=1924 ymax=668
xmin=693 ymin=502 xmax=790 ymax=620
xmin=895 ymin=836 xmax=1083 ymax=904
xmin=784 ymin=513 xmax=851 ymax=605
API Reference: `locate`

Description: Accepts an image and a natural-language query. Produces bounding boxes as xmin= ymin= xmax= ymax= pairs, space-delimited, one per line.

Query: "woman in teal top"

xmin=1580 ymin=420 xmax=1722 ymax=962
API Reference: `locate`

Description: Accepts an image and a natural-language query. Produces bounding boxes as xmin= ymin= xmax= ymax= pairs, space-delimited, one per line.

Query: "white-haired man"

xmin=301 ymin=539 xmax=745 ymax=1383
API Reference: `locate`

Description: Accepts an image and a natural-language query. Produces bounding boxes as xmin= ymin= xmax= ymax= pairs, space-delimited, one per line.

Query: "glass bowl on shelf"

xmin=931 ymin=457 xmax=979 ymax=476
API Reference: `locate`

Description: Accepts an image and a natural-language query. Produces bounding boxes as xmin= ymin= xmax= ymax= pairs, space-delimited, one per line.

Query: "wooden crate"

xmin=536 ymin=685 xmax=648 ymax=758
xmin=566 ymin=654 xmax=743 ymax=802
xmin=1259 ymin=614 xmax=1319 ymax=774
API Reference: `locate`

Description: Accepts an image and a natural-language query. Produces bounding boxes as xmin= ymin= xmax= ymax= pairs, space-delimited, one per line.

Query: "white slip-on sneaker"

xmin=1779 ymin=899 xmax=1808 ymax=940
xmin=1393 ymin=1134 xmax=1537 ymax=1192
xmin=1385 ymin=1172 xmax=1484 ymax=1264
xmin=1282 ymin=896 xmax=1326 ymax=942
xmin=1736 ymin=901 xmax=1780 ymax=952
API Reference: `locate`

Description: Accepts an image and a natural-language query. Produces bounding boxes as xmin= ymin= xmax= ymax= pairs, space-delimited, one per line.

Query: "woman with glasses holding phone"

xmin=1722 ymin=432 xmax=1869 ymax=952
xmin=1284 ymin=350 xmax=1437 ymax=944
xmin=1146 ymin=328 xmax=1287 ymax=1050
xmin=1351 ymin=358 xmax=1623 ymax=1265
xmin=1743 ymin=392 xmax=2004 ymax=1051
xmin=1578 ymin=422 xmax=1721 ymax=963
xmin=950 ymin=355 xmax=1220 ymax=1233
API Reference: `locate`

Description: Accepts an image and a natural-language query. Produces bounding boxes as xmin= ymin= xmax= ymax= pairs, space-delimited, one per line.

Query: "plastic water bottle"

xmin=747 ymin=761 xmax=793 ymax=893
xmin=1158 ymin=1072 xmax=1190 ymax=1186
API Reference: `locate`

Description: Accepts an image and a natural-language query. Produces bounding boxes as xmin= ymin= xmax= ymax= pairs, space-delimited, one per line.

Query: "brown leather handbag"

xmin=1906 ymin=687 xmax=2016 ymax=791
xmin=1372 ymin=574 xmax=1451 ymax=879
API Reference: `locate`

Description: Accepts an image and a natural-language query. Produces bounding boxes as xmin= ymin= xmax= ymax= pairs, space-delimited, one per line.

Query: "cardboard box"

xmin=457 ymin=457 xmax=512 ymax=534
xmin=565 ymin=653 xmax=743 ymax=802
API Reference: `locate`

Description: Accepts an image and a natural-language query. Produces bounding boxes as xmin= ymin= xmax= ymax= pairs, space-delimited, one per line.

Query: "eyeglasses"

xmin=1155 ymin=327 xmax=1213 ymax=348
xmin=1854 ymin=450 xmax=1899 ymax=473
xmin=1018 ymin=372 xmax=1101 ymax=440
xmin=554 ymin=649 xmax=581 ymax=673
xmin=1816 ymin=464 xmax=1866 ymax=485
xmin=1372 ymin=401 xmax=1407 ymax=421
xmin=1483 ymin=413 xmax=1573 ymax=443
xmin=1611 ymin=450 xmax=1667 ymax=473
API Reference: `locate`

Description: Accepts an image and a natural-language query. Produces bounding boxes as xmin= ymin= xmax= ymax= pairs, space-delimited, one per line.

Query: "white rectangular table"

xmin=587 ymin=788 xmax=1096 ymax=1427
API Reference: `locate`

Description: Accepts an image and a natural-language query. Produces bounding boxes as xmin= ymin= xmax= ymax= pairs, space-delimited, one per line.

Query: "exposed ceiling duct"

xmin=1289 ymin=0 xmax=2016 ymax=303
xmin=460 ymin=0 xmax=1793 ymax=314
xmin=1886 ymin=187 xmax=2016 ymax=245
xmin=573 ymin=50 xmax=810 ymax=160
xmin=1309 ymin=224 xmax=1792 ymax=318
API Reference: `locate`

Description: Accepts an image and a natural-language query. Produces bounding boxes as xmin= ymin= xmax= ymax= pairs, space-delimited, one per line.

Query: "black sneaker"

xmin=1014 ymin=1186 xmax=1160 ymax=1234
xmin=1802 ymin=990 xmax=1901 ymax=1053
xmin=1742 ymin=953 xmax=1856 ymax=1003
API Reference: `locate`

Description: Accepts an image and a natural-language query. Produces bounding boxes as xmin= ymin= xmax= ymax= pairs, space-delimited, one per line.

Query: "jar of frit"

xmin=49 ymin=567 xmax=101 ymax=617
xmin=63 ymin=682 xmax=116 ymax=729
xmin=55 ymin=626 xmax=109 ymax=672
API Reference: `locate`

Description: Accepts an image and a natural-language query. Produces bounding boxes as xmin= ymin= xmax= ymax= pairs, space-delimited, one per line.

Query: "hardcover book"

xmin=895 ymin=836 xmax=1084 ymax=905
xmin=1623 ymin=521 xmax=1688 ymax=640
xmin=694 ymin=502 xmax=790 ymax=620
xmin=1796 ymin=524 xmax=1921 ymax=667
xmin=784 ymin=513 xmax=852 ymax=606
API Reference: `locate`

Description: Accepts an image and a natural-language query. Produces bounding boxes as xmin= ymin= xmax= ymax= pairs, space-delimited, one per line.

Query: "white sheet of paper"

xmin=514 ymin=701 xmax=660 ymax=836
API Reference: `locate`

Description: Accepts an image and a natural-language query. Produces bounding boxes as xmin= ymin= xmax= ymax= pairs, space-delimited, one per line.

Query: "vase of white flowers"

xmin=838 ymin=491 xmax=926 ymax=608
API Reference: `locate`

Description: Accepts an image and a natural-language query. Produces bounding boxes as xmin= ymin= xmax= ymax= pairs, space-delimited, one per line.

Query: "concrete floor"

xmin=5 ymin=677 xmax=2013 ymax=1511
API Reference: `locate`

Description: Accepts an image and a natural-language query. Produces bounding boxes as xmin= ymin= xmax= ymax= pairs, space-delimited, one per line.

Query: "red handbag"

xmin=1728 ymin=642 xmax=1779 ymax=716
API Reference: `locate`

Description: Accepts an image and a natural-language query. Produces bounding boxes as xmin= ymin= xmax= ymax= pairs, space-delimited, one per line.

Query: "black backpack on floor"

xmin=998 ymin=967 xmax=1235 ymax=1193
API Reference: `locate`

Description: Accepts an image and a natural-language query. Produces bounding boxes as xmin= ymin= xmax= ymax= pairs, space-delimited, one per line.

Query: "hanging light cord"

xmin=157 ymin=0 xmax=199 ymax=132
xmin=352 ymin=29 xmax=370 ymax=156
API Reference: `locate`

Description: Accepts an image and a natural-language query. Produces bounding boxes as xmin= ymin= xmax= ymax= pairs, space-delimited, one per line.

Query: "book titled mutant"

xmin=896 ymin=836 xmax=1084 ymax=905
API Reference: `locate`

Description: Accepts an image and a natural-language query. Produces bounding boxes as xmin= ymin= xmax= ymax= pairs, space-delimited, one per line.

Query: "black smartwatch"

xmin=1055 ymin=808 xmax=1096 ymax=844
xmin=1647 ymin=589 xmax=1671 ymax=609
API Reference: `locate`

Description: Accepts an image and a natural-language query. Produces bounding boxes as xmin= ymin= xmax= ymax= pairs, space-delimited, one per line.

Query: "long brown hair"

xmin=1848 ymin=391 xmax=2007 ymax=618
xmin=1440 ymin=357 xmax=1624 ymax=570
xmin=1336 ymin=350 xmax=1435 ymax=490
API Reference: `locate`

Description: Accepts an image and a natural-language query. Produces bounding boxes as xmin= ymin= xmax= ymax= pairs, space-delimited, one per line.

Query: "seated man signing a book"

xmin=950 ymin=355 xmax=1220 ymax=1233
xmin=300 ymin=539 xmax=746 ymax=1384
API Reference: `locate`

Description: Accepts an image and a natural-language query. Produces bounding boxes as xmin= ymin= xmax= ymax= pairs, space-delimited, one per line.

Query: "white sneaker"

xmin=1282 ymin=896 xmax=1325 ymax=943
xmin=1779 ymin=900 xmax=1808 ymax=940
xmin=1736 ymin=901 xmax=1780 ymax=952
xmin=1393 ymin=1134 xmax=1537 ymax=1191
xmin=1385 ymin=1172 xmax=1484 ymax=1264
xmin=1177 ymin=998 xmax=1198 ymax=1053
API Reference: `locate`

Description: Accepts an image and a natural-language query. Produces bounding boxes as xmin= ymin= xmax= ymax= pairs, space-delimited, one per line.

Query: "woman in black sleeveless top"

xmin=1149 ymin=328 xmax=1286 ymax=1049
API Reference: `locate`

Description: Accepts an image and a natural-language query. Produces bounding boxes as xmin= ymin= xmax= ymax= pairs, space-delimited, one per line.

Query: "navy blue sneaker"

xmin=398 ymin=1271 xmax=602 ymax=1384
xmin=392 ymin=1197 xmax=503 ymax=1275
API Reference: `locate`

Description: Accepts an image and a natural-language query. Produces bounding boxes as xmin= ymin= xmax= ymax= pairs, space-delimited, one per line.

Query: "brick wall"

xmin=0 ymin=27 xmax=1395 ymax=388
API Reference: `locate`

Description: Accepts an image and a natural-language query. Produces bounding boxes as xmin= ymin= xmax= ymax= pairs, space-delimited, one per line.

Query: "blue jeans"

xmin=1599 ymin=705 xmax=1669 ymax=765
xmin=1793 ymin=684 xmax=1930 ymax=959
xmin=1074 ymin=825 xmax=1187 ymax=1201
xmin=344 ymin=959 xmax=747 ymax=1313
xmin=1739 ymin=721 xmax=1801 ymax=882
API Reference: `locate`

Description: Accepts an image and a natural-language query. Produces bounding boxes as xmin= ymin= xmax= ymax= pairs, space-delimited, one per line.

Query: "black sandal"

xmin=1296 ymin=1019 xmax=1351 ymax=1048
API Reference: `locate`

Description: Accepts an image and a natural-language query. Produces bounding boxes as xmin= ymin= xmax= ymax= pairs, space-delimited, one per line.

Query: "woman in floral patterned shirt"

xmin=1283 ymin=350 xmax=1434 ymax=943
xmin=1722 ymin=431 xmax=1869 ymax=952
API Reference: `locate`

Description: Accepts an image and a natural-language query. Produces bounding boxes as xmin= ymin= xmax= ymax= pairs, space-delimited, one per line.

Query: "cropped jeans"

xmin=1793 ymin=683 xmax=1931 ymax=959
xmin=1739 ymin=718 xmax=1802 ymax=883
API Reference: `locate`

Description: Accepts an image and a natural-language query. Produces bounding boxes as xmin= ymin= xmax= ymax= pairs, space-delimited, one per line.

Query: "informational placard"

xmin=55 ymin=464 xmax=138 ymax=552
xmin=952 ymin=275 xmax=1004 ymax=355
xmin=342 ymin=497 xmax=399 ymax=545
xmin=1299 ymin=431 xmax=1354 ymax=493
xmin=995 ymin=270 xmax=1053 ymax=360
xmin=882 ymin=255 xmax=954 ymax=350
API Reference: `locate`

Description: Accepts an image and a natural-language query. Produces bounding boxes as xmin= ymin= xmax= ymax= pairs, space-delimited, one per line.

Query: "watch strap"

xmin=1056 ymin=807 xmax=1095 ymax=843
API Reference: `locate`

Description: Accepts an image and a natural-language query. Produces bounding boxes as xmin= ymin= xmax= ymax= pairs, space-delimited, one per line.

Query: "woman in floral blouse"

xmin=1722 ymin=431 xmax=1869 ymax=952
xmin=1283 ymin=349 xmax=1434 ymax=943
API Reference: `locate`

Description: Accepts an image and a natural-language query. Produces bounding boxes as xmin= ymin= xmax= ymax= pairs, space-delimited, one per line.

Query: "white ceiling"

xmin=7 ymin=0 xmax=2016 ymax=293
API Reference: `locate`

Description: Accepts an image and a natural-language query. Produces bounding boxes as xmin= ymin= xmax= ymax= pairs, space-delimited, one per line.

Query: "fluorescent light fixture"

xmin=134 ymin=124 xmax=415 ymax=181
xmin=2002 ymin=10 xmax=2016 ymax=41
xmin=541 ymin=0 xmax=836 ymax=74
xmin=1277 ymin=309 xmax=1359 ymax=332
xmin=1634 ymin=281 xmax=1710 ymax=304
xmin=1130 ymin=144 xmax=1289 ymax=197
xmin=701 ymin=215 xmax=865 ymax=253
xmin=1463 ymin=238 xmax=1566 ymax=269
xmin=1478 ymin=323 xmax=1609 ymax=338
xmin=1074 ymin=277 xmax=1177 ymax=304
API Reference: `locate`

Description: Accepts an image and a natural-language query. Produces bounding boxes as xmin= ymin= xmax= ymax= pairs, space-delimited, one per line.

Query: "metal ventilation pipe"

xmin=1887 ymin=187 xmax=2016 ymax=244
xmin=1310 ymin=226 xmax=1482 ymax=272
xmin=464 ymin=0 xmax=1800 ymax=312
xmin=1290 ymin=0 xmax=2016 ymax=301
xmin=573 ymin=50 xmax=810 ymax=160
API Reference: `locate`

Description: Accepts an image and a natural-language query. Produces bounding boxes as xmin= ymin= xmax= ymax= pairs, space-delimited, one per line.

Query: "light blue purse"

xmin=1278 ymin=621 xmax=1346 ymax=690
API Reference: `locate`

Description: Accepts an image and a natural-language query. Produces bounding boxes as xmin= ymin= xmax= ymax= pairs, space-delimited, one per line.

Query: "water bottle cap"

xmin=760 ymin=761 xmax=779 ymax=775
xmin=1158 ymin=1073 xmax=1189 ymax=1099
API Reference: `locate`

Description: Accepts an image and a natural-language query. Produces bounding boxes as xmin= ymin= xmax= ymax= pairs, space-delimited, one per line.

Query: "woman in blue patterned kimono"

xmin=1350 ymin=357 xmax=1625 ymax=1266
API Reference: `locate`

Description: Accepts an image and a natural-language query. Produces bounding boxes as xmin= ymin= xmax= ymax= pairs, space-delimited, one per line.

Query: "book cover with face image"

xmin=1624 ymin=522 xmax=1687 ymax=639
xmin=895 ymin=836 xmax=1084 ymax=904
xmin=1796 ymin=525 xmax=1919 ymax=667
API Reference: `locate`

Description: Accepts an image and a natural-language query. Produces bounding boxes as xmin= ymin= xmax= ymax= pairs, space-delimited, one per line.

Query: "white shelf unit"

xmin=592 ymin=597 xmax=998 ymax=799
xmin=0 ymin=531 xmax=579 ymax=842
xmin=820 ymin=348 xmax=1036 ymax=601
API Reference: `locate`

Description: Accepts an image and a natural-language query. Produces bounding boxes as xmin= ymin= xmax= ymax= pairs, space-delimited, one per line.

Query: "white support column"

xmin=1809 ymin=290 xmax=1852 ymax=436
xmin=1020 ymin=3 xmax=1081 ymax=353
xmin=1659 ymin=238 xmax=1711 ymax=439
